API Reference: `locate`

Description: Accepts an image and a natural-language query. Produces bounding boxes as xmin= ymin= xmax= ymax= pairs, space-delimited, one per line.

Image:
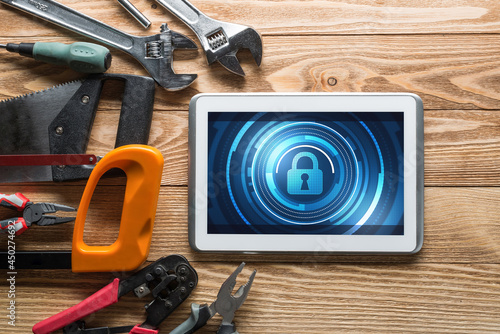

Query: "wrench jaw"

xmin=138 ymin=24 xmax=198 ymax=91
xmin=203 ymin=24 xmax=263 ymax=76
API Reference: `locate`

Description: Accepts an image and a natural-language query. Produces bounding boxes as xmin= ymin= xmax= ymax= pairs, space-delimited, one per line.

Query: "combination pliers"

xmin=171 ymin=262 xmax=256 ymax=334
xmin=0 ymin=192 xmax=76 ymax=235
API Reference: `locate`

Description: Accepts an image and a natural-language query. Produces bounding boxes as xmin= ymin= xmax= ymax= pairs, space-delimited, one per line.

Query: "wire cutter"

xmin=0 ymin=192 xmax=76 ymax=235
xmin=171 ymin=262 xmax=256 ymax=334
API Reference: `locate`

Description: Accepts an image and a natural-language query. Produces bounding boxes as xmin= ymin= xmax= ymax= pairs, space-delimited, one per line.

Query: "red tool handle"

xmin=130 ymin=325 xmax=159 ymax=334
xmin=0 ymin=218 xmax=29 ymax=235
xmin=0 ymin=192 xmax=30 ymax=210
xmin=32 ymin=278 xmax=121 ymax=334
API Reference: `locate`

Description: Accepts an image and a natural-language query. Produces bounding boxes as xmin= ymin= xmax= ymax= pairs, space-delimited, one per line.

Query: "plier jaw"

xmin=0 ymin=192 xmax=76 ymax=235
xmin=215 ymin=263 xmax=256 ymax=329
xmin=170 ymin=262 xmax=256 ymax=334
xmin=24 ymin=202 xmax=76 ymax=227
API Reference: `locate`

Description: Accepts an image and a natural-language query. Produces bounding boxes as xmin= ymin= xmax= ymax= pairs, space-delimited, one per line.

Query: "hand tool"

xmin=0 ymin=193 xmax=75 ymax=235
xmin=0 ymin=145 xmax=164 ymax=272
xmin=32 ymin=254 xmax=198 ymax=334
xmin=0 ymin=73 xmax=155 ymax=183
xmin=171 ymin=262 xmax=256 ymax=334
xmin=155 ymin=0 xmax=263 ymax=76
xmin=0 ymin=41 xmax=111 ymax=73
xmin=0 ymin=154 xmax=98 ymax=166
xmin=0 ymin=0 xmax=198 ymax=90
xmin=117 ymin=0 xmax=151 ymax=29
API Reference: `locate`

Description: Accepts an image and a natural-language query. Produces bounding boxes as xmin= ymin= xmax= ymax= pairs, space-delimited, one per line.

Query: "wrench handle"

xmin=155 ymin=0 xmax=219 ymax=41
xmin=0 ymin=0 xmax=135 ymax=51
xmin=155 ymin=0 xmax=205 ymax=25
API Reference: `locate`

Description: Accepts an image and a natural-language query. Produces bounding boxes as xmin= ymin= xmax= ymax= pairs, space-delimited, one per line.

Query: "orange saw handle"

xmin=72 ymin=145 xmax=164 ymax=272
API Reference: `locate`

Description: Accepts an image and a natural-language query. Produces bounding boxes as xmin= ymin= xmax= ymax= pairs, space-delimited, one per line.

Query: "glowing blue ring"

xmin=251 ymin=122 xmax=359 ymax=225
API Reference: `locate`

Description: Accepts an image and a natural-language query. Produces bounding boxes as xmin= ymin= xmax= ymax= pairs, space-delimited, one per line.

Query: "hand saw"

xmin=0 ymin=73 xmax=155 ymax=183
xmin=0 ymin=145 xmax=164 ymax=272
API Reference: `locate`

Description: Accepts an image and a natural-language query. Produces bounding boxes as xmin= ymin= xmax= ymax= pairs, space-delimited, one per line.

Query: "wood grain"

xmin=1 ymin=0 xmax=500 ymax=36
xmin=0 ymin=35 xmax=499 ymax=110
xmin=0 ymin=0 xmax=499 ymax=333
xmin=0 ymin=262 xmax=499 ymax=333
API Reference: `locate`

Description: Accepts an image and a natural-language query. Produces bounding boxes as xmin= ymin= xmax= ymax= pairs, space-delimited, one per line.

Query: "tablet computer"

xmin=189 ymin=93 xmax=423 ymax=253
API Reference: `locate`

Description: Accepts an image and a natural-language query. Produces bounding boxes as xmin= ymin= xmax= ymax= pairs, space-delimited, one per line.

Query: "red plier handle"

xmin=32 ymin=277 xmax=160 ymax=334
xmin=0 ymin=193 xmax=30 ymax=235
xmin=32 ymin=279 xmax=121 ymax=334
xmin=0 ymin=192 xmax=30 ymax=211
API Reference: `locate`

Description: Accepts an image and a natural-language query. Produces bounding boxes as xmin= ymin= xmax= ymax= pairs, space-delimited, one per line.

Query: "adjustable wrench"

xmin=0 ymin=0 xmax=198 ymax=90
xmin=156 ymin=0 xmax=263 ymax=76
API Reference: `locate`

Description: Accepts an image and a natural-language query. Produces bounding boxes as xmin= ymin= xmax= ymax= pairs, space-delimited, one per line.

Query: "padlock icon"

xmin=287 ymin=152 xmax=323 ymax=195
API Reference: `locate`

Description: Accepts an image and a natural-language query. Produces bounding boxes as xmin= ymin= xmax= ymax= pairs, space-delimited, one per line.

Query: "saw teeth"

xmin=0 ymin=79 xmax=84 ymax=104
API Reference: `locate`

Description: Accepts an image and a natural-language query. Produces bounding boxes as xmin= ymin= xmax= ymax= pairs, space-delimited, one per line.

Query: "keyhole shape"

xmin=301 ymin=173 xmax=309 ymax=190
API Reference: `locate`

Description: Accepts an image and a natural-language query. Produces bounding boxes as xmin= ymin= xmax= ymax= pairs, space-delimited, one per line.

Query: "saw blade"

xmin=0 ymin=80 xmax=83 ymax=182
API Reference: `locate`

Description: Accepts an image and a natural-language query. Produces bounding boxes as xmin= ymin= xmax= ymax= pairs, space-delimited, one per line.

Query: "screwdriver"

xmin=0 ymin=41 xmax=112 ymax=73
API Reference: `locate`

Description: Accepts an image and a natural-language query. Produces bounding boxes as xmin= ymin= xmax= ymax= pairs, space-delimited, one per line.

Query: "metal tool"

xmin=0 ymin=0 xmax=198 ymax=90
xmin=0 ymin=41 xmax=111 ymax=73
xmin=0 ymin=154 xmax=98 ymax=166
xmin=0 ymin=73 xmax=155 ymax=183
xmin=0 ymin=193 xmax=75 ymax=235
xmin=171 ymin=262 xmax=256 ymax=334
xmin=155 ymin=0 xmax=263 ymax=76
xmin=117 ymin=0 xmax=151 ymax=29
xmin=0 ymin=145 xmax=164 ymax=272
xmin=32 ymin=255 xmax=198 ymax=334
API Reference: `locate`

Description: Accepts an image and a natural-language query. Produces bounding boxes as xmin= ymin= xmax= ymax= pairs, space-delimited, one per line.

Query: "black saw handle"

xmin=48 ymin=73 xmax=155 ymax=181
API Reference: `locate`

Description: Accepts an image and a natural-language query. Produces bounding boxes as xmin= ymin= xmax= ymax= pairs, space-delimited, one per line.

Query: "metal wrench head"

xmin=214 ymin=262 xmax=257 ymax=325
xmin=138 ymin=24 xmax=198 ymax=90
xmin=203 ymin=22 xmax=263 ymax=76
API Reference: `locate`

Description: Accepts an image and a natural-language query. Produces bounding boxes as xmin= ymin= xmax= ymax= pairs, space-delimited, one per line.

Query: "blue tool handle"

xmin=33 ymin=42 xmax=111 ymax=73
xmin=3 ymin=42 xmax=111 ymax=73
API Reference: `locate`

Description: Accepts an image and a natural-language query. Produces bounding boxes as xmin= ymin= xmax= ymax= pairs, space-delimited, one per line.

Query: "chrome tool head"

xmin=214 ymin=262 xmax=257 ymax=325
xmin=204 ymin=23 xmax=263 ymax=76
xmin=138 ymin=23 xmax=198 ymax=90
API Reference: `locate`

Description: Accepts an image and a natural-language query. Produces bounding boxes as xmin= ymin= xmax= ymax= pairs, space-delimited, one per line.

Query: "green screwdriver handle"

xmin=33 ymin=42 xmax=111 ymax=73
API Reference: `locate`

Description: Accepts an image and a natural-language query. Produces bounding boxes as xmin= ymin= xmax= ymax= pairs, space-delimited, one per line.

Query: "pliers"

xmin=171 ymin=262 xmax=256 ymax=334
xmin=0 ymin=192 xmax=76 ymax=235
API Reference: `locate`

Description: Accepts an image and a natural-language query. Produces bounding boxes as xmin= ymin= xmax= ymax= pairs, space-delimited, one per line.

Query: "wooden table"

xmin=1 ymin=1 xmax=499 ymax=333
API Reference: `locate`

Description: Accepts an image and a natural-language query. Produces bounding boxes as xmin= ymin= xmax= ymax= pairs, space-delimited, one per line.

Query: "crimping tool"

xmin=0 ymin=192 xmax=76 ymax=235
xmin=32 ymin=255 xmax=198 ymax=334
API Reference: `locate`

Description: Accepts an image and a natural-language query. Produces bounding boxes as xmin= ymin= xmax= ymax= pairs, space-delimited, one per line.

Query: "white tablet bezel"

xmin=188 ymin=93 xmax=423 ymax=253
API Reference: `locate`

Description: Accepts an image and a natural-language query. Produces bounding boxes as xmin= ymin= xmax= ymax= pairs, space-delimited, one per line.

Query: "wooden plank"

xmin=1 ymin=262 xmax=499 ymax=333
xmin=1 ymin=0 xmax=500 ymax=36
xmin=0 ymin=34 xmax=499 ymax=110
xmin=2 ymin=185 xmax=499 ymax=264
xmin=425 ymin=110 xmax=500 ymax=186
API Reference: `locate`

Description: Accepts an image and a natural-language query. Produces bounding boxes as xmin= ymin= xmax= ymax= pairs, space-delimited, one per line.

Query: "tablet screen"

xmin=207 ymin=111 xmax=404 ymax=235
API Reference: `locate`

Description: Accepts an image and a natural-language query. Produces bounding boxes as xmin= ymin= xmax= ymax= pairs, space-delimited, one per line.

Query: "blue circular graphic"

xmin=250 ymin=122 xmax=359 ymax=224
